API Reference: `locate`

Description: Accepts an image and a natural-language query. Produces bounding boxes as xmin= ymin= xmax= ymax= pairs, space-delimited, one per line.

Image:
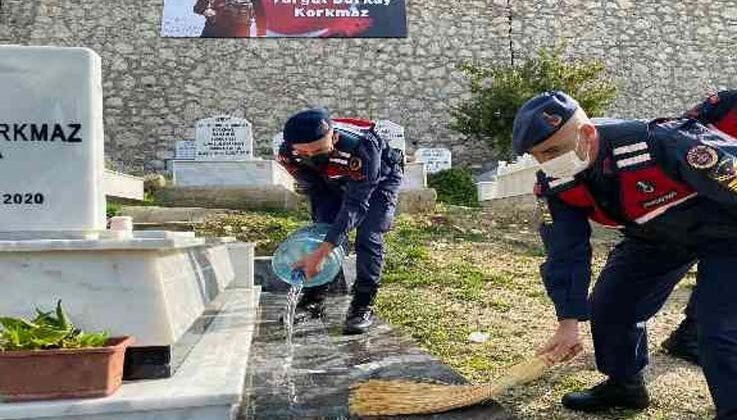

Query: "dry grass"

xmin=376 ymin=206 xmax=713 ymax=420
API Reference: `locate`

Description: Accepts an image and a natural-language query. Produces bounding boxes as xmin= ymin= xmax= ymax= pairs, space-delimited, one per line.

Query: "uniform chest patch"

xmin=349 ymin=156 xmax=362 ymax=172
xmin=686 ymin=145 xmax=719 ymax=170
xmin=636 ymin=180 xmax=655 ymax=194
xmin=324 ymin=154 xmax=365 ymax=181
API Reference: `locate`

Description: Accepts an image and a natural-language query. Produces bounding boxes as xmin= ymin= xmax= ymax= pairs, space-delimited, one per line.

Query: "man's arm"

xmin=652 ymin=120 xmax=737 ymax=206
xmin=684 ymin=90 xmax=737 ymax=126
xmin=323 ymin=135 xmax=382 ymax=246
xmin=537 ymin=179 xmax=594 ymax=321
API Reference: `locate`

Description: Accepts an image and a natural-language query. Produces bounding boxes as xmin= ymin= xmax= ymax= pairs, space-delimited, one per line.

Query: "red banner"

xmin=161 ymin=0 xmax=408 ymax=38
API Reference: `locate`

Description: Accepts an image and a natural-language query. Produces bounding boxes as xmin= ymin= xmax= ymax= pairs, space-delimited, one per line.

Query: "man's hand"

xmin=293 ymin=242 xmax=335 ymax=281
xmin=536 ymin=319 xmax=583 ymax=364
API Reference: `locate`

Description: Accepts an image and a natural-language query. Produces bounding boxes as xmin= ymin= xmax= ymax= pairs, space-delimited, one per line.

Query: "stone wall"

xmin=1 ymin=1 xmax=735 ymax=173
xmin=512 ymin=0 xmax=737 ymax=119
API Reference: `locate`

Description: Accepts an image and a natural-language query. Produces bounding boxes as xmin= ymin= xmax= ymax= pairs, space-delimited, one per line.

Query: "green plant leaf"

xmin=450 ymin=45 xmax=618 ymax=160
xmin=428 ymin=168 xmax=479 ymax=207
xmin=0 ymin=317 xmax=37 ymax=331
xmin=1 ymin=302 xmax=108 ymax=351
xmin=33 ymin=308 xmax=55 ymax=327
xmin=74 ymin=332 xmax=109 ymax=348
xmin=55 ymin=300 xmax=71 ymax=331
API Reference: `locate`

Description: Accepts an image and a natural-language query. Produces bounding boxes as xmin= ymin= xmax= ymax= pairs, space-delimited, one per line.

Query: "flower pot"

xmin=0 ymin=336 xmax=134 ymax=402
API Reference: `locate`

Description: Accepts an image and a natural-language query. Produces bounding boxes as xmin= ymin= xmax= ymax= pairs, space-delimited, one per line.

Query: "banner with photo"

xmin=161 ymin=0 xmax=407 ymax=38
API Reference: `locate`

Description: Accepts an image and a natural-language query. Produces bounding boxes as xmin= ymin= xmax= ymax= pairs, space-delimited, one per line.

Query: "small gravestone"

xmin=414 ymin=148 xmax=452 ymax=174
xmin=194 ymin=115 xmax=253 ymax=161
xmin=173 ymin=118 xmax=293 ymax=190
xmin=374 ymin=120 xmax=406 ymax=155
xmin=272 ymin=132 xmax=284 ymax=156
xmin=175 ymin=139 xmax=196 ymax=160
xmin=0 ymin=46 xmax=106 ymax=232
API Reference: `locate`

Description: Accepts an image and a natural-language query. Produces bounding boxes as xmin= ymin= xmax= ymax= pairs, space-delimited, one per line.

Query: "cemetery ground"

xmin=198 ymin=205 xmax=713 ymax=420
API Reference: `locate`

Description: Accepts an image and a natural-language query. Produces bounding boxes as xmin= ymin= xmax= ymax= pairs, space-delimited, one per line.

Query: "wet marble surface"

xmin=241 ymin=293 xmax=514 ymax=420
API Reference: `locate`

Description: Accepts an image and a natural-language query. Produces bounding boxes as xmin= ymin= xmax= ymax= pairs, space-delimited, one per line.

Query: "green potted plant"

xmin=0 ymin=300 xmax=133 ymax=402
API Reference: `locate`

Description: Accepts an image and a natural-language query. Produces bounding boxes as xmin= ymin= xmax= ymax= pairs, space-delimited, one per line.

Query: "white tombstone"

xmin=374 ymin=119 xmax=406 ymax=155
xmin=173 ymin=119 xmax=292 ymax=189
xmin=414 ymin=148 xmax=452 ymax=174
xmin=478 ymin=154 xmax=539 ymax=201
xmin=0 ymin=46 xmax=106 ymax=233
xmin=272 ymin=132 xmax=284 ymax=156
xmin=194 ymin=115 xmax=253 ymax=161
xmin=0 ymin=47 xmax=258 ymax=400
xmin=400 ymin=162 xmax=428 ymax=191
xmin=175 ymin=139 xmax=196 ymax=160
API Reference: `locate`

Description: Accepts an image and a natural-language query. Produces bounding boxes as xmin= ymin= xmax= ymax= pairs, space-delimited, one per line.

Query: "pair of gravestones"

xmin=171 ymin=115 xmax=453 ymax=194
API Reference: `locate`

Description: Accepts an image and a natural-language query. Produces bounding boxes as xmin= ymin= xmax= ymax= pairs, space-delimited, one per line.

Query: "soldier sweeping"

xmin=513 ymin=91 xmax=737 ymax=418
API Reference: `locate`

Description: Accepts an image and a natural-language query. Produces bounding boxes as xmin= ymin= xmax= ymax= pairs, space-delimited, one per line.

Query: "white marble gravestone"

xmin=414 ymin=147 xmax=452 ymax=174
xmin=0 ymin=48 xmax=258 ymax=399
xmin=0 ymin=46 xmax=106 ymax=233
xmin=173 ymin=118 xmax=294 ymax=190
xmin=478 ymin=154 xmax=539 ymax=201
xmin=175 ymin=139 xmax=196 ymax=160
xmin=194 ymin=115 xmax=253 ymax=161
xmin=272 ymin=132 xmax=284 ymax=156
xmin=374 ymin=119 xmax=406 ymax=156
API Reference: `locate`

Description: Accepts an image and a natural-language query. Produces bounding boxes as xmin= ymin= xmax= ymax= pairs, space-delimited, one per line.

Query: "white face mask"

xmin=539 ymin=135 xmax=591 ymax=179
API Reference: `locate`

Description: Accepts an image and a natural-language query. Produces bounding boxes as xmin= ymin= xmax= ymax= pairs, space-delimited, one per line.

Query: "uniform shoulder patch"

xmin=686 ymin=145 xmax=719 ymax=170
xmin=349 ymin=156 xmax=363 ymax=172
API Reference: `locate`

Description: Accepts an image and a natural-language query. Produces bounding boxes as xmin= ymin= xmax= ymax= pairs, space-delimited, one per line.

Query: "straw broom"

xmin=350 ymin=355 xmax=554 ymax=416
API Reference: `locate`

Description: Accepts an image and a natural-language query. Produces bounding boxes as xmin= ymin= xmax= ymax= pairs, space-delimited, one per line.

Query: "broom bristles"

xmin=350 ymin=356 xmax=552 ymax=416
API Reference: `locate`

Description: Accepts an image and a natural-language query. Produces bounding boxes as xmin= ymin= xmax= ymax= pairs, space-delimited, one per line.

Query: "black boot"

xmin=343 ymin=289 xmax=377 ymax=335
xmin=279 ymin=286 xmax=327 ymax=325
xmin=662 ymin=317 xmax=700 ymax=366
xmin=562 ymin=375 xmax=650 ymax=412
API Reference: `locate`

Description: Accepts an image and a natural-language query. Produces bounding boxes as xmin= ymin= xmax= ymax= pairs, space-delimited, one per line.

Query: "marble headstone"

xmin=0 ymin=46 xmax=106 ymax=232
xmin=374 ymin=119 xmax=406 ymax=155
xmin=272 ymin=132 xmax=284 ymax=156
xmin=175 ymin=139 xmax=196 ymax=160
xmin=195 ymin=115 xmax=253 ymax=161
xmin=414 ymin=148 xmax=452 ymax=174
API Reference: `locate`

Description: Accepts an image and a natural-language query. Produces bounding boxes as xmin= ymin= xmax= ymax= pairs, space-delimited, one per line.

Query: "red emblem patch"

xmin=349 ymin=156 xmax=362 ymax=172
xmin=542 ymin=112 xmax=563 ymax=128
xmin=686 ymin=145 xmax=719 ymax=170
